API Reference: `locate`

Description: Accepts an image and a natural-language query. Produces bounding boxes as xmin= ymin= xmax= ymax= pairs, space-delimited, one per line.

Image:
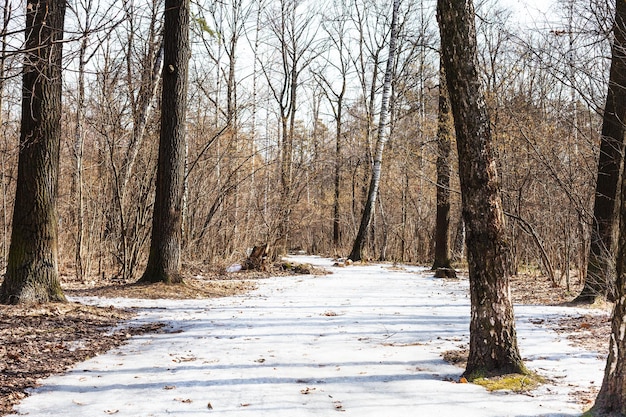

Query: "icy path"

xmin=9 ymin=256 xmax=606 ymax=417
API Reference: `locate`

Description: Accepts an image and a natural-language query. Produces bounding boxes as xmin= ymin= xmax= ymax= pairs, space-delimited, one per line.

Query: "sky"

xmin=502 ymin=0 xmax=558 ymax=27
xmin=6 ymin=255 xmax=607 ymax=417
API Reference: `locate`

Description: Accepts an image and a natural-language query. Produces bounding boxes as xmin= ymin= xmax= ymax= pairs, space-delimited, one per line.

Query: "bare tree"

xmin=261 ymin=0 xmax=320 ymax=256
xmin=139 ymin=0 xmax=190 ymax=284
xmin=349 ymin=0 xmax=399 ymax=262
xmin=107 ymin=0 xmax=163 ymax=281
xmin=588 ymin=0 xmax=626 ymax=412
xmin=432 ymin=58 xmax=453 ymax=270
xmin=67 ymin=0 xmax=116 ymax=281
xmin=0 ymin=0 xmax=67 ymax=304
xmin=437 ymin=0 xmax=526 ymax=377
xmin=575 ymin=0 xmax=626 ymax=303
xmin=314 ymin=0 xmax=352 ymax=250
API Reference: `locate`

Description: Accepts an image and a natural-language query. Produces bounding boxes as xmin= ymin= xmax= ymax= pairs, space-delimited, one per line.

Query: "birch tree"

xmin=349 ymin=0 xmax=399 ymax=262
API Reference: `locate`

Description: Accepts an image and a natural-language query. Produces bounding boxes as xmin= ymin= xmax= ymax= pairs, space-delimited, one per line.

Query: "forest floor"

xmin=0 ymin=262 xmax=610 ymax=416
xmin=0 ymin=262 xmax=327 ymax=416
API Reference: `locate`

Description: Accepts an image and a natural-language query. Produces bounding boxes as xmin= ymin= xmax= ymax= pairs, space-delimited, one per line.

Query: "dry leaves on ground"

xmin=0 ymin=302 xmax=164 ymax=416
xmin=0 ymin=262 xmax=322 ymax=416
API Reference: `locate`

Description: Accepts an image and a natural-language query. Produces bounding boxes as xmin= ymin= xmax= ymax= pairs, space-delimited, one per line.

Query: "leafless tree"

xmin=349 ymin=0 xmax=400 ymax=262
xmin=139 ymin=0 xmax=191 ymax=284
xmin=437 ymin=0 xmax=526 ymax=377
xmin=1 ymin=0 xmax=67 ymax=304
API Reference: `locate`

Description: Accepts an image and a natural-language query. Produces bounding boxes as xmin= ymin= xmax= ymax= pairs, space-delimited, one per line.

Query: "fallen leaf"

xmin=104 ymin=410 xmax=119 ymax=414
xmin=164 ymin=385 xmax=176 ymax=390
xmin=459 ymin=377 xmax=468 ymax=383
xmin=174 ymin=398 xmax=192 ymax=403
xmin=207 ymin=402 xmax=213 ymax=410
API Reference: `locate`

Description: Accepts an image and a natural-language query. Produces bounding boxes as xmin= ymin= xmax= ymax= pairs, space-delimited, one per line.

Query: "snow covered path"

xmin=9 ymin=256 xmax=606 ymax=416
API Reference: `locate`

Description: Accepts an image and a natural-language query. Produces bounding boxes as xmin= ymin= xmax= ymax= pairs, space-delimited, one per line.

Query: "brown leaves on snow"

xmin=0 ymin=303 xmax=163 ymax=415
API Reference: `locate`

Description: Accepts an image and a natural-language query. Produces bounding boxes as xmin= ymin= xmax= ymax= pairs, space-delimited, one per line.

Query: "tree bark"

xmin=432 ymin=59 xmax=453 ymax=270
xmin=590 ymin=1 xmax=626 ymax=413
xmin=0 ymin=0 xmax=67 ymax=304
xmin=333 ymin=105 xmax=342 ymax=249
xmin=576 ymin=0 xmax=626 ymax=304
xmin=437 ymin=0 xmax=526 ymax=378
xmin=138 ymin=0 xmax=190 ymax=284
xmin=593 ymin=144 xmax=626 ymax=415
xmin=349 ymin=0 xmax=399 ymax=262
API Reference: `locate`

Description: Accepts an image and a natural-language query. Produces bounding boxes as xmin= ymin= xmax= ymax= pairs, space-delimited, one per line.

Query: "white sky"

xmin=502 ymin=0 xmax=558 ymax=26
xmin=8 ymin=255 xmax=607 ymax=417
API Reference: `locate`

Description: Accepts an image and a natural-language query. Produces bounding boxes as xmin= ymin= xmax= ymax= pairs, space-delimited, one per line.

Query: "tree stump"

xmin=243 ymin=244 xmax=269 ymax=271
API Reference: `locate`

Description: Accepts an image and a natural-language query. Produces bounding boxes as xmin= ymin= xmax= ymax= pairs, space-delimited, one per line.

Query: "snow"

xmin=8 ymin=256 xmax=607 ymax=416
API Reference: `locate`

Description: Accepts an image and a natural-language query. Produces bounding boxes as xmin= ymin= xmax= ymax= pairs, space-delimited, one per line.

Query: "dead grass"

xmin=65 ymin=278 xmax=257 ymax=299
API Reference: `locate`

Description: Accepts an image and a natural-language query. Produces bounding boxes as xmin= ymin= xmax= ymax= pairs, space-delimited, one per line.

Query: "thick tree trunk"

xmin=593 ymin=155 xmax=626 ymax=415
xmin=590 ymin=1 xmax=626 ymax=414
xmin=576 ymin=0 xmax=626 ymax=304
xmin=437 ymin=0 xmax=526 ymax=378
xmin=139 ymin=0 xmax=190 ymax=284
xmin=349 ymin=0 xmax=399 ymax=262
xmin=432 ymin=60 xmax=453 ymax=270
xmin=0 ymin=0 xmax=66 ymax=304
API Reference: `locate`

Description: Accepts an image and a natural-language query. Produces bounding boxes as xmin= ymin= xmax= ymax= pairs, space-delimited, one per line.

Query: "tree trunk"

xmin=576 ymin=0 xmax=626 ymax=304
xmin=73 ymin=8 xmax=92 ymax=282
xmin=333 ymin=98 xmax=343 ymax=249
xmin=593 ymin=145 xmax=626 ymax=415
xmin=589 ymin=1 xmax=626 ymax=413
xmin=0 ymin=0 xmax=67 ymax=304
xmin=349 ymin=0 xmax=399 ymax=262
xmin=139 ymin=0 xmax=190 ymax=284
xmin=0 ymin=0 xmax=11 ymax=266
xmin=432 ymin=59 xmax=453 ymax=270
xmin=437 ymin=0 xmax=526 ymax=378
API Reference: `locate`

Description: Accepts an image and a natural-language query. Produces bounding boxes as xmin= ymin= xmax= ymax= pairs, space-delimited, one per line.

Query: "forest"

xmin=4 ymin=0 xmax=626 ymax=414
xmin=0 ymin=0 xmax=605 ymax=284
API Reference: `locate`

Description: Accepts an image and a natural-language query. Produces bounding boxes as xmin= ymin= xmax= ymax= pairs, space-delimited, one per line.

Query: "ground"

xmin=0 ymin=265 xmax=610 ymax=416
xmin=509 ymin=271 xmax=610 ymax=355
